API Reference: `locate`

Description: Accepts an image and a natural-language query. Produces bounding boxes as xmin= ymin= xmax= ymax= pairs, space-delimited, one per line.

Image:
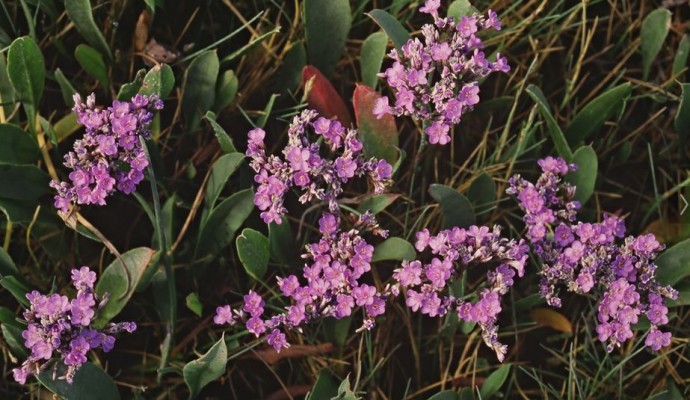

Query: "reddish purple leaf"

xmin=353 ymin=83 xmax=399 ymax=164
xmin=301 ymin=65 xmax=352 ymax=127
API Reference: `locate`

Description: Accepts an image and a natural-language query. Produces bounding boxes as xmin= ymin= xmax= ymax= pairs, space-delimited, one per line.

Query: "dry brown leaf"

xmin=133 ymin=10 xmax=151 ymax=52
xmin=530 ymin=308 xmax=573 ymax=333
xmin=250 ymin=342 xmax=334 ymax=365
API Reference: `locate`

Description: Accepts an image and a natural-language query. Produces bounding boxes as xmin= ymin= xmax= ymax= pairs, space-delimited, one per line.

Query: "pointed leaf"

xmin=37 ymin=362 xmax=120 ymax=400
xmin=448 ymin=0 xmax=478 ymax=20
xmin=427 ymin=390 xmax=459 ymax=400
xmin=530 ymin=308 xmax=573 ymax=333
xmin=269 ymin=216 xmax=297 ymax=265
xmin=467 ymin=172 xmax=496 ymax=209
xmin=117 ymin=69 xmax=146 ymax=101
xmin=357 ymin=194 xmax=399 ymax=215
xmin=0 ymin=275 xmax=30 ymax=307
xmin=353 ymin=84 xmax=398 ymax=163
xmin=75 ymin=44 xmax=109 ymax=89
xmin=2 ymin=324 xmax=28 ymax=358
xmin=0 ymin=123 xmax=39 ymax=164
xmin=54 ymin=68 xmax=77 ymax=107
xmin=656 ymin=238 xmax=690 ymax=286
xmin=0 ymin=246 xmax=18 ymax=276
xmin=185 ymin=292 xmax=203 ymax=317
xmin=525 ymin=84 xmax=573 ymax=160
xmin=307 ymin=370 xmax=339 ymax=400
xmin=213 ymin=69 xmax=238 ymax=112
xmin=94 ymin=247 xmax=155 ymax=326
xmin=480 ymin=364 xmax=511 ymax=399
xmin=274 ymin=42 xmax=307 ymax=94
xmin=366 ymin=9 xmax=410 ymax=52
xmin=236 ymin=228 xmax=269 ymax=281
xmin=429 ymin=184 xmax=476 ymax=228
xmin=564 ymin=83 xmax=631 ymax=143
xmin=302 ymin=65 xmax=352 ymax=127
xmin=65 ymin=0 xmax=113 ymax=60
xmin=640 ymin=9 xmax=671 ymax=80
xmin=565 ymin=145 xmax=598 ymax=204
xmin=205 ymin=152 xmax=245 ymax=211
xmin=673 ymin=35 xmax=690 ymax=78
xmin=360 ymin=32 xmax=387 ymax=88
xmin=7 ymin=36 xmax=45 ymax=130
xmin=204 ymin=111 xmax=236 ymax=153
xmin=196 ymin=188 xmax=254 ymax=257
xmin=304 ymin=0 xmax=351 ymax=78
xmin=183 ymin=334 xmax=227 ymax=400
xmin=182 ymin=50 xmax=219 ymax=132
xmin=0 ymin=163 xmax=50 ymax=200
xmin=0 ymin=54 xmax=17 ymax=119
xmin=372 ymin=237 xmax=416 ymax=262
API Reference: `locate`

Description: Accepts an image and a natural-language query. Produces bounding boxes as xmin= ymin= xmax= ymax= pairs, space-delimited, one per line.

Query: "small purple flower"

xmin=645 ymin=328 xmax=671 ymax=351
xmin=266 ymin=329 xmax=290 ymax=352
xmin=214 ymin=305 xmax=235 ymax=325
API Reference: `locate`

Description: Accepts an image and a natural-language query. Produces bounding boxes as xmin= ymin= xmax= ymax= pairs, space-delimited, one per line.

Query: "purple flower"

xmin=376 ymin=6 xmax=508 ymax=145
xmin=266 ymin=329 xmax=290 ymax=352
xmin=214 ymin=305 xmax=235 ymax=325
xmin=51 ymin=93 xmax=163 ymax=212
xmin=645 ymin=328 xmax=671 ymax=351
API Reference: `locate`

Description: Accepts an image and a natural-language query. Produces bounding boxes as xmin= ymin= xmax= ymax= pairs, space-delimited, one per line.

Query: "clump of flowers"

xmin=50 ymin=93 xmax=164 ymax=213
xmin=374 ymin=1 xmax=509 ymax=145
xmin=392 ymin=225 xmax=529 ymax=361
xmin=508 ymin=156 xmax=678 ymax=352
xmin=246 ymin=109 xmax=393 ymax=224
xmin=12 ymin=267 xmax=136 ymax=384
xmin=214 ymin=212 xmax=391 ymax=351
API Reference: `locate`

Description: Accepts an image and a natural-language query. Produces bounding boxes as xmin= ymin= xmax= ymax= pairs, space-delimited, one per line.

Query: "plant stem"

xmin=404 ymin=123 xmax=428 ymax=234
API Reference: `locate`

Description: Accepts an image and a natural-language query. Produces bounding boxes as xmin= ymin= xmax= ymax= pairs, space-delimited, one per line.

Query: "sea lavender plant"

xmin=246 ymin=109 xmax=393 ymax=224
xmin=392 ymin=225 xmax=529 ymax=361
xmin=214 ymin=212 xmax=391 ymax=351
xmin=12 ymin=267 xmax=136 ymax=384
xmin=374 ymin=1 xmax=509 ymax=145
xmin=50 ymin=93 xmax=164 ymax=213
xmin=507 ymin=157 xmax=678 ymax=352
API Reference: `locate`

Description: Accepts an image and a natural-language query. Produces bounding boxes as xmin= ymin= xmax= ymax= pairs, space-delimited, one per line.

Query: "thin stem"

xmin=404 ymin=124 xmax=429 ymax=233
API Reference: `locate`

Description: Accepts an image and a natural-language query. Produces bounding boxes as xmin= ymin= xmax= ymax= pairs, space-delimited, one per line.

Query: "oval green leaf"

xmin=0 ymin=163 xmax=50 ymax=200
xmin=525 ymin=84 xmax=573 ymax=161
xmin=196 ymin=188 xmax=254 ymax=257
xmin=305 ymin=0 xmax=351 ymax=78
xmin=75 ymin=44 xmax=110 ymax=90
xmin=65 ymin=0 xmax=113 ymax=60
xmin=640 ymin=9 xmax=671 ymax=80
xmin=183 ymin=334 xmax=227 ymax=400
xmin=213 ymin=69 xmax=238 ymax=112
xmin=564 ymin=83 xmax=631 ymax=144
xmin=38 ymin=362 xmax=121 ymax=400
xmin=139 ymin=63 xmax=175 ymax=99
xmin=480 ymin=364 xmax=511 ymax=399
xmin=428 ymin=184 xmax=476 ymax=228
xmin=94 ymin=247 xmax=155 ymax=326
xmin=427 ymin=390 xmax=459 ymax=400
xmin=269 ymin=216 xmax=297 ymax=266
xmin=366 ymin=9 xmax=411 ymax=52
xmin=2 ymin=323 xmax=29 ymax=358
xmin=182 ymin=50 xmax=219 ymax=132
xmin=656 ymin=238 xmax=690 ymax=286
xmin=372 ymin=237 xmax=416 ymax=262
xmin=360 ymin=32 xmax=387 ymax=89
xmin=448 ymin=0 xmax=478 ymax=20
xmin=7 ymin=36 xmax=45 ymax=130
xmin=236 ymin=228 xmax=269 ymax=281
xmin=204 ymin=152 xmax=245 ymax=211
xmin=0 ymin=123 xmax=39 ymax=164
xmin=565 ymin=145 xmax=598 ymax=204
xmin=204 ymin=111 xmax=237 ymax=153
xmin=0 ymin=246 xmax=18 ymax=276
xmin=357 ymin=194 xmax=399 ymax=215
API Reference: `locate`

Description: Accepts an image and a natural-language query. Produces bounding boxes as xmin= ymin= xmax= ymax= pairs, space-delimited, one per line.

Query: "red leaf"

xmin=301 ymin=65 xmax=352 ymax=127
xmin=353 ymin=83 xmax=399 ymax=164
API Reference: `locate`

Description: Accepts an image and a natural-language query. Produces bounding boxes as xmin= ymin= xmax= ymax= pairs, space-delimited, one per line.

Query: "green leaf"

xmin=656 ymin=238 xmax=690 ymax=286
xmin=353 ymin=84 xmax=399 ymax=164
xmin=480 ymin=364 xmax=511 ymax=399
xmin=0 ymin=163 xmax=50 ymax=200
xmin=269 ymin=216 xmax=296 ymax=265
xmin=367 ymin=9 xmax=411 ymax=52
xmin=0 ymin=123 xmax=39 ymax=164
xmin=323 ymin=316 xmax=352 ymax=347
xmin=117 ymin=69 xmax=146 ymax=101
xmin=0 ymin=246 xmax=18 ymax=276
xmin=672 ymin=35 xmax=690 ymax=78
xmin=213 ymin=69 xmax=238 ymax=112
xmin=448 ymin=0 xmax=478 ymax=20
xmin=182 ymin=50 xmax=219 ymax=132
xmin=467 ymin=172 xmax=496 ymax=209
xmin=64 ymin=0 xmax=113 ymax=60
xmin=372 ymin=237 xmax=416 ymax=262
xmin=305 ymin=0 xmax=351 ymax=78
xmin=357 ymin=194 xmax=399 ymax=215
xmin=427 ymin=390 xmax=459 ymax=400
xmin=257 ymin=93 xmax=278 ymax=128
xmin=640 ymin=9 xmax=671 ymax=80
xmin=2 ymin=323 xmax=29 ymax=358
xmin=333 ymin=375 xmax=358 ymax=400
xmin=196 ymin=188 xmax=254 ymax=257
xmin=1 ymin=275 xmax=31 ymax=307
xmin=139 ymin=63 xmax=175 ymax=99
xmin=94 ymin=247 xmax=155 ymax=326
xmin=307 ymin=370 xmax=339 ymax=400
xmin=7 ymin=36 xmax=45 ymax=130
xmin=274 ymin=42 xmax=306 ymax=94
xmin=204 ymin=152 xmax=245 ymax=211
xmin=54 ymin=68 xmax=77 ymax=107
xmin=236 ymin=228 xmax=269 ymax=281
xmin=185 ymin=292 xmax=203 ymax=317
xmin=564 ymin=83 xmax=631 ymax=144
xmin=204 ymin=111 xmax=236 ymax=153
xmin=565 ymin=145 xmax=598 ymax=204
xmin=525 ymin=84 xmax=573 ymax=160
xmin=37 ymin=362 xmax=121 ymax=400
xmin=75 ymin=44 xmax=109 ymax=90
xmin=0 ymin=198 xmax=35 ymax=223
xmin=221 ymin=28 xmax=281 ymax=66
xmin=360 ymin=32 xmax=387 ymax=88
xmin=675 ymin=83 xmax=690 ymax=146
xmin=0 ymin=54 xmax=17 ymax=119
xmin=183 ymin=334 xmax=227 ymax=400
xmin=428 ymin=184 xmax=476 ymax=228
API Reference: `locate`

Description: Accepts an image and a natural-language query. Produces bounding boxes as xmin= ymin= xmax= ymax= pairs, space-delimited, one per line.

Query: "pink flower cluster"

xmin=246 ymin=109 xmax=393 ymax=224
xmin=374 ymin=1 xmax=509 ymax=145
xmin=508 ymin=157 xmax=678 ymax=352
xmin=392 ymin=225 xmax=529 ymax=361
